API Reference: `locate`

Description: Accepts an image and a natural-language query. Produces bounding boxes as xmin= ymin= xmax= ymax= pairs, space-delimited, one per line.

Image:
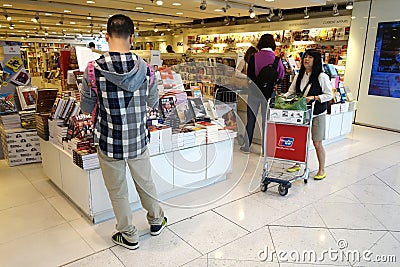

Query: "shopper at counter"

xmin=240 ymin=34 xmax=284 ymax=154
xmin=284 ymin=49 xmax=333 ymax=180
xmin=80 ymin=14 xmax=166 ymax=250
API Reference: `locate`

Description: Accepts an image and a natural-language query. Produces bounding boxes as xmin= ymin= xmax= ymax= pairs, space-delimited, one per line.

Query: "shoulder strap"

xmin=272 ymin=56 xmax=280 ymax=69
xmin=87 ymin=61 xmax=97 ymax=94
xmin=87 ymin=61 xmax=99 ymax=124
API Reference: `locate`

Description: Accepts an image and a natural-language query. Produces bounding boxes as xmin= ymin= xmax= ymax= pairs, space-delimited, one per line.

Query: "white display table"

xmin=40 ymin=137 xmax=235 ymax=223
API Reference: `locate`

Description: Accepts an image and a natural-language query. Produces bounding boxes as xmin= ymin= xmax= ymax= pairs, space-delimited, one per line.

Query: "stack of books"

xmin=35 ymin=113 xmax=49 ymax=140
xmin=66 ymin=138 xmax=92 ymax=156
xmin=19 ymin=110 xmax=36 ymax=129
xmin=195 ymin=121 xmax=219 ymax=143
xmin=0 ymin=114 xmax=21 ymax=130
xmin=72 ymin=148 xmax=99 ymax=170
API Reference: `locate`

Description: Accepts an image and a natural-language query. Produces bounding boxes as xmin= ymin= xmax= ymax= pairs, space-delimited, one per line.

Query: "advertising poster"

xmin=368 ymin=21 xmax=400 ymax=98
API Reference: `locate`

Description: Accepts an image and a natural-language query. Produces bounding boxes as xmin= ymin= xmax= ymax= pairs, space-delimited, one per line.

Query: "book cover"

xmin=189 ymin=97 xmax=207 ymax=118
xmin=11 ymin=69 xmax=31 ymax=86
xmin=4 ymin=56 xmax=23 ymax=73
xmin=36 ymin=88 xmax=58 ymax=114
xmin=16 ymin=86 xmax=38 ymax=110
xmin=176 ymin=101 xmax=195 ymax=124
xmin=0 ymin=93 xmax=17 ymax=114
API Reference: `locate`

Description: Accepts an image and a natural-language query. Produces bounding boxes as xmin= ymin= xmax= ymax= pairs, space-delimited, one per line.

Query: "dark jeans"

xmin=244 ymin=96 xmax=267 ymax=151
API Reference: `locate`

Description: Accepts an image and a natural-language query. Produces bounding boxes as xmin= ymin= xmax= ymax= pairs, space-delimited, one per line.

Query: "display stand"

xmin=40 ymin=135 xmax=235 ymax=224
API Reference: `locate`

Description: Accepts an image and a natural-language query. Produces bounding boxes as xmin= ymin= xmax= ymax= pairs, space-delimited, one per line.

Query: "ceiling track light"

xmin=333 ymin=3 xmax=340 ymax=16
xmin=200 ymin=0 xmax=207 ymax=11
xmin=154 ymin=25 xmax=158 ymax=32
xmin=266 ymin=8 xmax=274 ymax=22
xmin=346 ymin=0 xmax=354 ymax=10
xmin=222 ymin=0 xmax=231 ymax=13
xmin=304 ymin=7 xmax=310 ymax=19
xmin=249 ymin=7 xmax=255 ymax=19
xmin=278 ymin=9 xmax=284 ymax=21
xmin=5 ymin=14 xmax=11 ymax=21
xmin=9 ymin=22 xmax=14 ymax=29
xmin=32 ymin=13 xmax=39 ymax=23
xmin=155 ymin=0 xmax=163 ymax=5
xmin=254 ymin=15 xmax=259 ymax=23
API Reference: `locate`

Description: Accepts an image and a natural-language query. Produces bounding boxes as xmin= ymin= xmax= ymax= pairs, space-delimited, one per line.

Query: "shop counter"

xmin=40 ymin=137 xmax=235 ymax=223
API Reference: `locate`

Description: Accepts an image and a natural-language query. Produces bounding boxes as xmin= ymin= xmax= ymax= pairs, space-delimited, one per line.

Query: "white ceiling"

xmin=0 ymin=0 xmax=356 ymax=39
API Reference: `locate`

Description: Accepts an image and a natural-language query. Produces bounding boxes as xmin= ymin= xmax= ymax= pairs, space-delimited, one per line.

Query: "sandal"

xmin=287 ymin=165 xmax=301 ymax=173
xmin=314 ymin=172 xmax=327 ymax=180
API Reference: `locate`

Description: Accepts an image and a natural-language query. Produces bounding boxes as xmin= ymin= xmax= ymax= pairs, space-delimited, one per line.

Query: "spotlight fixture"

xmin=224 ymin=16 xmax=230 ymax=25
xmin=249 ymin=7 xmax=255 ymax=19
xmin=32 ymin=13 xmax=39 ymax=23
xmin=154 ymin=25 xmax=158 ymax=32
xmin=304 ymin=7 xmax=310 ymax=19
xmin=9 ymin=23 xmax=14 ymax=29
xmin=254 ymin=16 xmax=259 ymax=23
xmin=266 ymin=8 xmax=274 ymax=21
xmin=200 ymin=0 xmax=207 ymax=11
xmin=346 ymin=0 xmax=354 ymax=10
xmin=155 ymin=0 xmax=163 ymax=5
xmin=333 ymin=3 xmax=340 ymax=16
xmin=167 ymin=24 xmax=171 ymax=31
xmin=58 ymin=14 xmax=64 ymax=25
xmin=222 ymin=0 xmax=231 ymax=13
xmin=278 ymin=9 xmax=284 ymax=21
xmin=5 ymin=14 xmax=11 ymax=21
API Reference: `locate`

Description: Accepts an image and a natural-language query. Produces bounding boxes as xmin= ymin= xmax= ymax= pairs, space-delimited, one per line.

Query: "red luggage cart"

xmin=260 ymin=101 xmax=315 ymax=196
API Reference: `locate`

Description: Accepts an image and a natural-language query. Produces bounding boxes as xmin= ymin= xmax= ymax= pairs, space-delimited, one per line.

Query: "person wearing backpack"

xmin=80 ymin=14 xmax=166 ymax=250
xmin=284 ymin=49 xmax=333 ymax=180
xmin=240 ymin=34 xmax=285 ymax=154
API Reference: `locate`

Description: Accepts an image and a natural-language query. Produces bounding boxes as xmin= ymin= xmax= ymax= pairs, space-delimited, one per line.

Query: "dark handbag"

xmin=274 ymin=93 xmax=307 ymax=111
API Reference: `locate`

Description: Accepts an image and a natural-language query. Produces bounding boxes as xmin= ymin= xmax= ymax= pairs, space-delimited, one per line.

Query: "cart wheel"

xmin=260 ymin=183 xmax=268 ymax=192
xmin=278 ymin=184 xmax=289 ymax=196
xmin=304 ymin=179 xmax=308 ymax=184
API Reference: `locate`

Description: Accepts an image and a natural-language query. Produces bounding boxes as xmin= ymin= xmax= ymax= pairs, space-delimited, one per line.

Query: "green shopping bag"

xmin=274 ymin=93 xmax=307 ymax=111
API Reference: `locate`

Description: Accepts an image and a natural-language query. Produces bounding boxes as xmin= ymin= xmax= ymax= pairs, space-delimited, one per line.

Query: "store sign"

xmin=3 ymin=46 xmax=20 ymax=55
xmin=186 ymin=16 xmax=351 ymax=36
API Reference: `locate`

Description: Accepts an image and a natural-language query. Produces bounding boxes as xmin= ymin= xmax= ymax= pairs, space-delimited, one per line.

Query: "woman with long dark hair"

xmin=284 ymin=49 xmax=333 ymax=179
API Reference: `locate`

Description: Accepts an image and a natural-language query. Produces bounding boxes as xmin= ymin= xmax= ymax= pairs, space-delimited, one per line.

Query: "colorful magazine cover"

xmin=11 ymin=69 xmax=31 ymax=86
xmin=0 ymin=93 xmax=17 ymax=114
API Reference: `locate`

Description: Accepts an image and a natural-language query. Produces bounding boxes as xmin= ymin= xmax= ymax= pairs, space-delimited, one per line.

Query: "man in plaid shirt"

xmin=80 ymin=14 xmax=166 ymax=250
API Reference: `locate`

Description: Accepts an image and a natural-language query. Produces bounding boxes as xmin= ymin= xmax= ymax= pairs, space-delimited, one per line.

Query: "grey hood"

xmin=94 ymin=52 xmax=148 ymax=92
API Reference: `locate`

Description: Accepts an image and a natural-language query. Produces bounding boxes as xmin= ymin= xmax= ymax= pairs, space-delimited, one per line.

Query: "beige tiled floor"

xmin=0 ymin=125 xmax=400 ymax=266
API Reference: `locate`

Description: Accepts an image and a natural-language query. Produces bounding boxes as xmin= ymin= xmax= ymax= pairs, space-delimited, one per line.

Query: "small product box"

xmin=340 ymin=102 xmax=350 ymax=113
xmin=330 ymin=103 xmax=341 ymax=115
xmin=269 ymin=109 xmax=308 ymax=125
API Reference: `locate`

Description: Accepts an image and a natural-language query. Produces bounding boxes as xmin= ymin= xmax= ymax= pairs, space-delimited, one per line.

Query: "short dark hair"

xmin=107 ymin=14 xmax=134 ymax=39
xmin=256 ymin=34 xmax=276 ymax=51
xmin=244 ymin=46 xmax=257 ymax=63
xmin=88 ymin=42 xmax=95 ymax=48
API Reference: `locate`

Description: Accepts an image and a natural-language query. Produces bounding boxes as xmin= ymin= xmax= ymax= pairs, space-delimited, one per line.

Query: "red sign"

xmin=266 ymin=123 xmax=309 ymax=162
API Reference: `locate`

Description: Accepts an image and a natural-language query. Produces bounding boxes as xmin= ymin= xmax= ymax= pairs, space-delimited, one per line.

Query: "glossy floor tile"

xmin=63 ymin=249 xmax=124 ymax=267
xmin=0 ymin=223 xmax=94 ymax=267
xmin=111 ymin=228 xmax=201 ymax=267
xmin=168 ymin=211 xmax=248 ymax=254
xmin=314 ymin=202 xmax=386 ymax=230
xmin=1 ymin=125 xmax=400 ymax=266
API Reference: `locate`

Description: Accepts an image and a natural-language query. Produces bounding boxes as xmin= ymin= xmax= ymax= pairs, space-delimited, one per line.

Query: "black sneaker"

xmin=112 ymin=232 xmax=139 ymax=250
xmin=150 ymin=217 xmax=167 ymax=236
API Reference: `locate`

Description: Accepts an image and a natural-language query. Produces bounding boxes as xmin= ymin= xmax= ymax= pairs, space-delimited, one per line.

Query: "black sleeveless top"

xmin=296 ymin=77 xmax=327 ymax=116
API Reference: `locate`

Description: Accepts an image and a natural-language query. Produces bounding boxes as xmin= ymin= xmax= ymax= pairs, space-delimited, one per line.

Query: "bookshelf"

xmin=20 ymin=42 xmax=63 ymax=77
